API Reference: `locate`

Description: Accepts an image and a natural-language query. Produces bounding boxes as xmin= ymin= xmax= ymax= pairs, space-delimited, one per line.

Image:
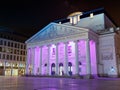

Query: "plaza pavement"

xmin=0 ymin=76 xmax=120 ymax=90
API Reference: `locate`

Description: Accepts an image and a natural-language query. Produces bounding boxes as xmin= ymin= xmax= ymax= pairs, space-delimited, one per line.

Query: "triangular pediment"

xmin=26 ymin=22 xmax=89 ymax=43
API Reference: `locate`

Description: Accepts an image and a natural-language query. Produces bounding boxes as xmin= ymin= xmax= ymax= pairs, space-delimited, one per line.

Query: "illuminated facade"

xmin=0 ymin=28 xmax=26 ymax=76
xmin=25 ymin=8 xmax=120 ymax=78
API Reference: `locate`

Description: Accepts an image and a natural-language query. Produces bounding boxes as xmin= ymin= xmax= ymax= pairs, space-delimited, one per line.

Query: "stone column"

xmin=40 ymin=47 xmax=42 ymax=75
xmin=55 ymin=43 xmax=59 ymax=75
xmin=32 ymin=48 xmax=35 ymax=75
xmin=74 ymin=40 xmax=79 ymax=76
xmin=47 ymin=45 xmax=50 ymax=75
xmin=64 ymin=42 xmax=68 ymax=76
xmin=86 ymin=39 xmax=91 ymax=78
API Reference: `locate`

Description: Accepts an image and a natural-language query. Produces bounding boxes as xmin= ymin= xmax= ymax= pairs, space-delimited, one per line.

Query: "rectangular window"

xmin=17 ymin=56 xmax=19 ymax=61
xmin=14 ymin=49 xmax=16 ymax=54
xmin=14 ymin=56 xmax=16 ymax=60
xmin=20 ymin=56 xmax=22 ymax=61
xmin=11 ymin=42 xmax=13 ymax=47
xmin=0 ymin=47 xmax=2 ymax=52
xmin=8 ymin=42 xmax=10 ymax=46
xmin=15 ymin=43 xmax=17 ymax=48
xmin=0 ymin=40 xmax=3 ymax=45
xmin=21 ymin=51 xmax=22 ymax=55
xmin=21 ymin=44 xmax=23 ymax=49
xmin=4 ymin=41 xmax=6 ymax=46
xmin=3 ymin=54 xmax=5 ymax=59
xmin=7 ymin=55 xmax=9 ymax=60
xmin=17 ymin=50 xmax=19 ymax=54
xmin=23 ymin=57 xmax=25 ymax=61
xmin=10 ymin=55 xmax=12 ymax=60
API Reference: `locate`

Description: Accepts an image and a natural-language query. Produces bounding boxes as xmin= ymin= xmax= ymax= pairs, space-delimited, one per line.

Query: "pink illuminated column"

xmin=74 ymin=40 xmax=79 ymax=75
xmin=40 ymin=47 xmax=42 ymax=75
xmin=55 ymin=43 xmax=59 ymax=75
xmin=34 ymin=47 xmax=40 ymax=75
xmin=64 ymin=42 xmax=68 ymax=75
xmin=31 ymin=48 xmax=35 ymax=75
xmin=47 ymin=45 xmax=50 ymax=75
xmin=41 ymin=46 xmax=48 ymax=75
xmin=86 ymin=39 xmax=91 ymax=78
xmin=90 ymin=40 xmax=97 ymax=76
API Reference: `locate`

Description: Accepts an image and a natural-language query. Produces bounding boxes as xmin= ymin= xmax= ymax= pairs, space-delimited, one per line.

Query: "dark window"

xmin=20 ymin=56 xmax=22 ymax=61
xmin=4 ymin=41 xmax=6 ymax=46
xmin=8 ymin=42 xmax=10 ymax=46
xmin=0 ymin=47 xmax=2 ymax=52
xmin=3 ymin=54 xmax=5 ymax=59
xmin=14 ymin=56 xmax=16 ymax=60
xmin=10 ymin=55 xmax=12 ymax=60
xmin=11 ymin=43 xmax=13 ymax=47
xmin=17 ymin=56 xmax=19 ymax=61
xmin=7 ymin=55 xmax=9 ymax=60
xmin=0 ymin=40 xmax=3 ymax=45
xmin=0 ymin=53 xmax=1 ymax=59
xmin=15 ymin=43 xmax=17 ymax=48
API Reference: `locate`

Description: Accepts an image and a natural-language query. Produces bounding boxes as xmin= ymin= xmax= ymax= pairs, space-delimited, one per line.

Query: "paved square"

xmin=0 ymin=76 xmax=120 ymax=90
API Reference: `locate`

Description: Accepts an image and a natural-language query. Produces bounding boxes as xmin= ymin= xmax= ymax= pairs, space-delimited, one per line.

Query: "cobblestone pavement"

xmin=0 ymin=76 xmax=120 ymax=90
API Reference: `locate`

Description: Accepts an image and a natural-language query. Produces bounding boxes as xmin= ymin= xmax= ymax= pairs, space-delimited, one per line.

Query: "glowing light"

xmin=67 ymin=12 xmax=83 ymax=25
xmin=90 ymin=13 xmax=94 ymax=18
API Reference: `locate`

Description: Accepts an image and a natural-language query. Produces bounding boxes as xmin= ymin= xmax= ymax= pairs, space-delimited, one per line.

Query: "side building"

xmin=0 ymin=27 xmax=27 ymax=76
xmin=25 ymin=8 xmax=120 ymax=78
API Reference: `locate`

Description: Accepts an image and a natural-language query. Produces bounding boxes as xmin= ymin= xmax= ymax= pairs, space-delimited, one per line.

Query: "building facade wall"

xmin=98 ymin=33 xmax=118 ymax=77
xmin=26 ymin=30 xmax=98 ymax=78
xmin=0 ymin=38 xmax=26 ymax=76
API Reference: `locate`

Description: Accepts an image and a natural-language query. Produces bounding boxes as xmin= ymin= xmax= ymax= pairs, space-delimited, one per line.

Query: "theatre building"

xmin=25 ymin=8 xmax=120 ymax=78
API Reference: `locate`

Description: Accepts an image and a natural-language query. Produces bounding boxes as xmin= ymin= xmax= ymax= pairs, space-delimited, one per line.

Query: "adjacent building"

xmin=25 ymin=8 xmax=120 ymax=78
xmin=0 ymin=27 xmax=27 ymax=76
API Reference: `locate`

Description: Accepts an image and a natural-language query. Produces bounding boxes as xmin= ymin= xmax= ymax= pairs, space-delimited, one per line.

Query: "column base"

xmin=84 ymin=74 xmax=94 ymax=79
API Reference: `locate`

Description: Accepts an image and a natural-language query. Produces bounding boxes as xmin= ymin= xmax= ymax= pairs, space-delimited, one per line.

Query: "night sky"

xmin=0 ymin=0 xmax=120 ymax=38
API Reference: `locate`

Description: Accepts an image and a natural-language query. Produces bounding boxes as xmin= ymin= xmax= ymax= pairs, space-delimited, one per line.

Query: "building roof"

xmin=54 ymin=8 xmax=118 ymax=27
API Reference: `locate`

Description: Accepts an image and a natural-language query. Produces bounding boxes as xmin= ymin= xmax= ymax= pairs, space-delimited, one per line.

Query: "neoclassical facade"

xmin=25 ymin=8 xmax=120 ymax=78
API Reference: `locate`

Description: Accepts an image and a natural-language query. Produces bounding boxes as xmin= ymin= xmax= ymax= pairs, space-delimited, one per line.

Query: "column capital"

xmin=63 ymin=41 xmax=69 ymax=44
xmin=73 ymin=40 xmax=79 ymax=43
xmin=47 ymin=44 xmax=51 ymax=47
xmin=85 ymin=39 xmax=90 ymax=41
xmin=54 ymin=43 xmax=59 ymax=46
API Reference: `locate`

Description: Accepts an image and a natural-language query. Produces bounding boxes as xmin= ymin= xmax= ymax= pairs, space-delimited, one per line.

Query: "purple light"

xmin=42 ymin=46 xmax=48 ymax=75
xmin=67 ymin=41 xmax=76 ymax=74
xmin=34 ymin=47 xmax=40 ymax=75
xmin=58 ymin=43 xmax=65 ymax=74
xmin=78 ymin=40 xmax=87 ymax=75
xmin=49 ymin=44 xmax=56 ymax=75
xmin=90 ymin=40 xmax=97 ymax=76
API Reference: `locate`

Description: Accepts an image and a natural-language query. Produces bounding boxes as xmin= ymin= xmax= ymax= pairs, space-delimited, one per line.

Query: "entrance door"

xmin=68 ymin=62 xmax=72 ymax=76
xmin=51 ymin=63 xmax=55 ymax=75
xmin=59 ymin=63 xmax=64 ymax=76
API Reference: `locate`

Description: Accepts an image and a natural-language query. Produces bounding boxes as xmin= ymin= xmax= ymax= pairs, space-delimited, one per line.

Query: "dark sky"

xmin=0 ymin=0 xmax=120 ymax=37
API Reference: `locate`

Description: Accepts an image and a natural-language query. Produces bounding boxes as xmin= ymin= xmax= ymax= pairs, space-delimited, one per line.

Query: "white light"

xmin=0 ymin=63 xmax=2 ymax=66
xmin=70 ymin=17 xmax=72 ymax=24
xmin=73 ymin=16 xmax=77 ymax=24
xmin=90 ymin=13 xmax=94 ymax=18
xmin=77 ymin=15 xmax=80 ymax=21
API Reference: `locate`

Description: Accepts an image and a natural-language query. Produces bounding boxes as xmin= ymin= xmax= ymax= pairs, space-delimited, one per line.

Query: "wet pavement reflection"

xmin=0 ymin=76 xmax=120 ymax=90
